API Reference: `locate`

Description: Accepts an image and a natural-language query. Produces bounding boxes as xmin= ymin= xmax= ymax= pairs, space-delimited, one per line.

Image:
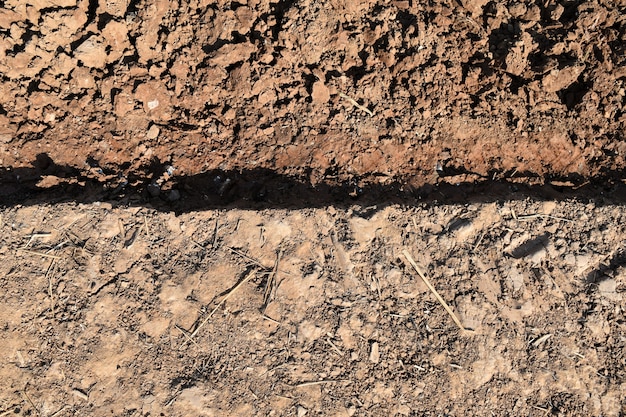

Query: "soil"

xmin=1 ymin=0 xmax=626 ymax=191
xmin=2 ymin=199 xmax=626 ymax=416
xmin=1 ymin=0 xmax=626 ymax=416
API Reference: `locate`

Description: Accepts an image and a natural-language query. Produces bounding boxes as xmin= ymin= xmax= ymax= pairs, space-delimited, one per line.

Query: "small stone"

xmin=297 ymin=406 xmax=308 ymax=417
xmin=311 ymin=80 xmax=330 ymax=103
xmin=146 ymin=124 xmax=160 ymax=139
xmin=147 ymin=99 xmax=159 ymax=110
xmin=74 ymin=36 xmax=106 ymax=68
xmin=598 ymin=278 xmax=620 ymax=302
xmin=369 ymin=341 xmax=380 ymax=363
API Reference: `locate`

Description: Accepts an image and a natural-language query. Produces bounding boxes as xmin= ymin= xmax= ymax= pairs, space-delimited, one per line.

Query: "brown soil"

xmin=2 ymin=200 xmax=626 ymax=416
xmin=1 ymin=0 xmax=626 ymax=416
xmin=1 ymin=0 xmax=626 ymax=191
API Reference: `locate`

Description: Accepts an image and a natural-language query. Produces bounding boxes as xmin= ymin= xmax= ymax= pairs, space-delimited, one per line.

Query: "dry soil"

xmin=1 ymin=0 xmax=626 ymax=416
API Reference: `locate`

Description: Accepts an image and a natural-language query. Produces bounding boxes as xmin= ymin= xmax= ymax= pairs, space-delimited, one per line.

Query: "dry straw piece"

xmin=402 ymin=249 xmax=470 ymax=333
xmin=184 ymin=268 xmax=258 ymax=345
xmin=339 ymin=92 xmax=374 ymax=116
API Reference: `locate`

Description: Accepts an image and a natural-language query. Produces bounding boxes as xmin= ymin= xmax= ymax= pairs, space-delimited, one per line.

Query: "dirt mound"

xmin=1 ymin=0 xmax=626 ymax=194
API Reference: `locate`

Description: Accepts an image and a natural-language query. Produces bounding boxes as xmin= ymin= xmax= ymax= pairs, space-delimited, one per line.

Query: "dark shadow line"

xmin=1 ymin=155 xmax=626 ymax=212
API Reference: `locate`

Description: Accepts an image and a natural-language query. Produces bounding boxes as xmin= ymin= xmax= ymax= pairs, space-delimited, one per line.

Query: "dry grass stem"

xmin=48 ymin=405 xmax=68 ymax=417
xmin=326 ymin=338 xmax=344 ymax=356
xmin=21 ymin=390 xmax=40 ymax=416
xmin=517 ymin=214 xmax=572 ymax=222
xmin=339 ymin=92 xmax=374 ymax=116
xmin=17 ymin=248 xmax=61 ymax=259
xmin=174 ymin=324 xmax=198 ymax=346
xmin=143 ymin=215 xmax=151 ymax=238
xmin=263 ymin=249 xmax=283 ymax=310
xmin=294 ymin=380 xmax=351 ymax=388
xmin=262 ymin=314 xmax=281 ymax=325
xmin=23 ymin=233 xmax=52 ymax=247
xmin=228 ymin=246 xmax=270 ymax=270
xmin=402 ymin=249 xmax=469 ymax=333
xmin=185 ymin=269 xmax=258 ymax=343
xmin=531 ymin=333 xmax=552 ymax=347
xmin=45 ymin=259 xmax=56 ymax=313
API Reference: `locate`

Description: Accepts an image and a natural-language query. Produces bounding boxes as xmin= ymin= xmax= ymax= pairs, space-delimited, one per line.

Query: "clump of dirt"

xmin=1 ymin=0 xmax=626 ymax=192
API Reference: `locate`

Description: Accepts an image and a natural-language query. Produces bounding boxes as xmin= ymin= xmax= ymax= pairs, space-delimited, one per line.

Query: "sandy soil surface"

xmin=1 ymin=196 xmax=626 ymax=416
xmin=1 ymin=0 xmax=626 ymax=416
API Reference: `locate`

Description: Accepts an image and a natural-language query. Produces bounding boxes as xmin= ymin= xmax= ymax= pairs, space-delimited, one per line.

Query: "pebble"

xmin=369 ymin=341 xmax=380 ymax=363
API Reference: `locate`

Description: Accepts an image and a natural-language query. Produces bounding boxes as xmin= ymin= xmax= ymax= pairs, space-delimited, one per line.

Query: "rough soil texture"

xmin=2 ymin=1 xmax=626 ymax=416
xmin=1 ymin=0 xmax=626 ymax=192
xmin=1 ymin=199 xmax=626 ymax=416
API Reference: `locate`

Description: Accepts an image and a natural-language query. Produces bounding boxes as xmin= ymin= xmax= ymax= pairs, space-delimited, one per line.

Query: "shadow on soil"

xmin=1 ymin=154 xmax=625 ymax=212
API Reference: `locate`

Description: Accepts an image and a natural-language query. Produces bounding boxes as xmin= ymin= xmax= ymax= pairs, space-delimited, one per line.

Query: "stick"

xmin=23 ymin=233 xmax=52 ymax=248
xmin=339 ymin=92 xmax=374 ymax=117
xmin=263 ymin=250 xmax=282 ymax=310
xmin=185 ymin=269 xmax=257 ymax=343
xmin=45 ymin=259 xmax=56 ymax=314
xmin=174 ymin=324 xmax=198 ymax=346
xmin=17 ymin=248 xmax=61 ymax=259
xmin=262 ymin=314 xmax=281 ymax=325
xmin=49 ymin=405 xmax=68 ymax=417
xmin=228 ymin=247 xmax=270 ymax=270
xmin=402 ymin=249 xmax=468 ymax=333
xmin=21 ymin=390 xmax=40 ymax=416
xmin=293 ymin=380 xmax=351 ymax=388
xmin=516 ymin=214 xmax=572 ymax=222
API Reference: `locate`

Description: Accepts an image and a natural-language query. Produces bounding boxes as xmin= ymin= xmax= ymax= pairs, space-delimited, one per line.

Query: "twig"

xmin=143 ymin=215 xmax=151 ymax=239
xmin=262 ymin=314 xmax=281 ymax=325
xmin=228 ymin=247 xmax=270 ymax=270
xmin=46 ymin=239 xmax=70 ymax=253
xmin=211 ymin=220 xmax=219 ymax=248
xmin=16 ymin=248 xmax=61 ymax=259
xmin=45 ymin=259 xmax=56 ymax=314
xmin=339 ymin=92 xmax=374 ymax=117
xmin=402 ymin=249 xmax=469 ymax=333
xmin=185 ymin=269 xmax=257 ymax=344
xmin=49 ymin=405 xmax=68 ymax=417
xmin=23 ymin=233 xmax=52 ymax=248
xmin=531 ymin=333 xmax=552 ymax=348
xmin=263 ymin=250 xmax=283 ymax=310
xmin=326 ymin=338 xmax=343 ymax=356
xmin=293 ymin=379 xmax=351 ymax=388
xmin=21 ymin=390 xmax=40 ymax=416
xmin=516 ymin=214 xmax=572 ymax=222
xmin=174 ymin=324 xmax=198 ymax=346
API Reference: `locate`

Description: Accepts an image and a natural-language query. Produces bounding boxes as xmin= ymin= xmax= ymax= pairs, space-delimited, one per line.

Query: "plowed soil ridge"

xmin=1 ymin=0 xmax=626 ymax=195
